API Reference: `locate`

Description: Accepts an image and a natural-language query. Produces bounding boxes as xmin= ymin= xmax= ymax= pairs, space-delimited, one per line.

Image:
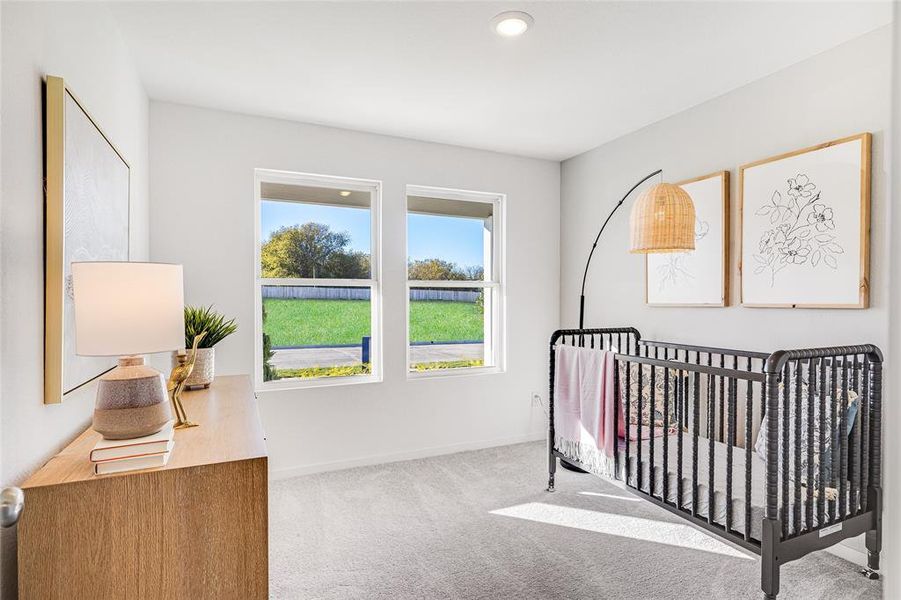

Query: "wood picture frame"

xmin=645 ymin=170 xmax=730 ymax=307
xmin=739 ymin=133 xmax=871 ymax=309
xmin=44 ymin=75 xmax=131 ymax=404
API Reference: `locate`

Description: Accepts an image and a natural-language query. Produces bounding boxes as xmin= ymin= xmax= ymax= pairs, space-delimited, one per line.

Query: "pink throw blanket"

xmin=553 ymin=345 xmax=618 ymax=478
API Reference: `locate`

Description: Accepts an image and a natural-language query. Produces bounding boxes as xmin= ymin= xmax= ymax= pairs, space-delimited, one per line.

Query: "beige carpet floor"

xmin=270 ymin=441 xmax=881 ymax=600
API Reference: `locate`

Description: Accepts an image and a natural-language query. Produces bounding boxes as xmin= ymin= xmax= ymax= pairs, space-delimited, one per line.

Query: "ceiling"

xmin=109 ymin=1 xmax=892 ymax=161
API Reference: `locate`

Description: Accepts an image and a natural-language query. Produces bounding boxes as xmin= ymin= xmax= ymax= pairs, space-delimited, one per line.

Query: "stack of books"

xmin=91 ymin=422 xmax=175 ymax=475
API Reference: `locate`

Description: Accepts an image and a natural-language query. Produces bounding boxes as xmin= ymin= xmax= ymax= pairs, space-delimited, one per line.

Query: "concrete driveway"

xmin=271 ymin=343 xmax=483 ymax=369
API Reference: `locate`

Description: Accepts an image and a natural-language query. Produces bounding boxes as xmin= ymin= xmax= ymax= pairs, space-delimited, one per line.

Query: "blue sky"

xmin=261 ymin=200 xmax=484 ymax=267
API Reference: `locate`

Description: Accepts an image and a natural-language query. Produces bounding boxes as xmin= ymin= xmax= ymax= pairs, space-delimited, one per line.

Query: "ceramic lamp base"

xmin=92 ymin=356 xmax=172 ymax=440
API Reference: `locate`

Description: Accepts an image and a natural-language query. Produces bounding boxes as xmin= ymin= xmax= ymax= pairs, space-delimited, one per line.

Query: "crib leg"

xmin=864 ymin=528 xmax=881 ymax=570
xmin=761 ymin=518 xmax=780 ymax=600
xmin=860 ymin=486 xmax=881 ymax=579
xmin=860 ymin=529 xmax=881 ymax=579
xmin=547 ymin=440 xmax=557 ymax=492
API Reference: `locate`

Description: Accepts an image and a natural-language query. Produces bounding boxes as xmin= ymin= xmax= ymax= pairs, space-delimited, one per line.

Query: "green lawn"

xmin=263 ymin=298 xmax=483 ymax=347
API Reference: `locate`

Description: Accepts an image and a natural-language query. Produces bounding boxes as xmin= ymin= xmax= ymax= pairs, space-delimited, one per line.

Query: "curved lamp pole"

xmin=565 ymin=168 xmax=693 ymax=474
xmin=563 ymin=168 xmax=662 ymax=475
xmin=578 ymin=169 xmax=662 ymax=329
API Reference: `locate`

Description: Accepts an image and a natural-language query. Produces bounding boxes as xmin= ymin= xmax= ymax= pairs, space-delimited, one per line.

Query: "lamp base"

xmin=92 ymin=356 xmax=172 ymax=440
xmin=559 ymin=459 xmax=589 ymax=473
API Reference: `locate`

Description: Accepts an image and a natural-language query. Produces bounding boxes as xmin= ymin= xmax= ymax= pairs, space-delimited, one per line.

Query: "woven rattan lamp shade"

xmin=629 ymin=183 xmax=696 ymax=253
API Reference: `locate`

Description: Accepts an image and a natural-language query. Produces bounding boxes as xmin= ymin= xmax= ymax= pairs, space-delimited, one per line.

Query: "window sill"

xmin=406 ymin=366 xmax=504 ymax=381
xmin=256 ymin=373 xmax=382 ymax=393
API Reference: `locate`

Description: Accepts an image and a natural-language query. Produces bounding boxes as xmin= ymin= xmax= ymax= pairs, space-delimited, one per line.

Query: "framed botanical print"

xmin=739 ymin=133 xmax=871 ymax=308
xmin=44 ymin=76 xmax=131 ymax=404
xmin=646 ymin=170 xmax=729 ymax=307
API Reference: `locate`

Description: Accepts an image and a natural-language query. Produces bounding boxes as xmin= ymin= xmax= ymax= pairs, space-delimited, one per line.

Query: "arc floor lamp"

xmin=578 ymin=169 xmax=697 ymax=328
xmin=562 ymin=169 xmax=696 ymax=473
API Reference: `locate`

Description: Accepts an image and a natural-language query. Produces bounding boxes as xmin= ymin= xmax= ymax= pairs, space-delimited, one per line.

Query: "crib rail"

xmin=548 ymin=329 xmax=883 ymax=599
xmin=615 ymin=347 xmax=766 ymax=552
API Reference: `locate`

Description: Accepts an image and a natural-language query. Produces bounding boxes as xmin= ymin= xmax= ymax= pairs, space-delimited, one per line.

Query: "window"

xmin=406 ymin=185 xmax=504 ymax=376
xmin=255 ymin=169 xmax=381 ymax=388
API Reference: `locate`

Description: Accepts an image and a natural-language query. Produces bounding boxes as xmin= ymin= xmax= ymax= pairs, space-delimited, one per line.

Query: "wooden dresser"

xmin=18 ymin=376 xmax=268 ymax=599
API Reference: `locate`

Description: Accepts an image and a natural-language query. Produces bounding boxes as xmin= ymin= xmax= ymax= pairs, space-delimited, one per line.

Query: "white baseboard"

xmin=269 ymin=430 xmax=546 ymax=480
xmin=826 ymin=541 xmax=868 ymax=568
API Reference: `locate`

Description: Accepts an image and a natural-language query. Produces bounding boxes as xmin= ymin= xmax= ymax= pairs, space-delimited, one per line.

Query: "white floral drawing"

xmin=752 ymin=174 xmax=844 ymax=287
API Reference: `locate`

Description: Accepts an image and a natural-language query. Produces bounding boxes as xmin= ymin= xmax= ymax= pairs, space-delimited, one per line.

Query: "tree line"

xmin=261 ymin=223 xmax=484 ymax=281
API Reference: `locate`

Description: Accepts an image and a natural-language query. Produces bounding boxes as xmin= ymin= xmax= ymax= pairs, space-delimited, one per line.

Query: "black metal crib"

xmin=547 ymin=327 xmax=883 ymax=600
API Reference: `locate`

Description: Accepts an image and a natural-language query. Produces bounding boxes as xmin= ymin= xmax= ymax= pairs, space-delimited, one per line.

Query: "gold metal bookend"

xmin=168 ymin=333 xmax=206 ymax=429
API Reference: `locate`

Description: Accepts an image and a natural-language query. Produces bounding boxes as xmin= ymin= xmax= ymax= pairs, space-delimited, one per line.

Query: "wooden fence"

xmin=262 ymin=286 xmax=479 ymax=302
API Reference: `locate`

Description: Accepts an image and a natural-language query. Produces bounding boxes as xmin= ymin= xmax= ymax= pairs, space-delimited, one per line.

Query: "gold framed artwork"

xmin=646 ymin=170 xmax=729 ymax=307
xmin=739 ymin=133 xmax=871 ymax=309
xmin=44 ymin=76 xmax=131 ymax=404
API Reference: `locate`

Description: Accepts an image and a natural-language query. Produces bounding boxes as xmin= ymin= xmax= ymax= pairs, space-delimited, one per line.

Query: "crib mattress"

xmin=624 ymin=431 xmax=843 ymax=542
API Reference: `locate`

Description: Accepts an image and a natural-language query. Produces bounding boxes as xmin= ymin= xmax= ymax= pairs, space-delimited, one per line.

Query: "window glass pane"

xmin=407 ymin=210 xmax=489 ymax=281
xmin=408 ymin=287 xmax=488 ymax=372
xmin=261 ymin=194 xmax=371 ymax=279
xmin=262 ymin=285 xmax=371 ymax=381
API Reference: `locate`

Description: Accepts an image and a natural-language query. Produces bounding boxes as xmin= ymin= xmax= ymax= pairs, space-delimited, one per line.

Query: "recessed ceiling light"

xmin=339 ymin=191 xmax=352 ymax=197
xmin=492 ymin=11 xmax=533 ymax=37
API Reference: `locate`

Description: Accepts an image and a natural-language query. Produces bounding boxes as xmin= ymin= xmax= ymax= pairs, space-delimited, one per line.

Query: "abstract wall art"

xmin=44 ymin=76 xmax=130 ymax=404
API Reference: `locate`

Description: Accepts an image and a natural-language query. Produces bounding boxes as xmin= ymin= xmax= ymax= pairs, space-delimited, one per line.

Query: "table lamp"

xmin=72 ymin=262 xmax=185 ymax=440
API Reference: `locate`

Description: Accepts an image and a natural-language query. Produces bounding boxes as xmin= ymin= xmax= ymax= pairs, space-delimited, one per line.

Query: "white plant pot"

xmin=172 ymin=347 xmax=215 ymax=389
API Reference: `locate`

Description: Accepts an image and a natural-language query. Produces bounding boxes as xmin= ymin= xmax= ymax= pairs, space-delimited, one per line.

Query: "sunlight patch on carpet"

xmin=490 ymin=502 xmax=752 ymax=559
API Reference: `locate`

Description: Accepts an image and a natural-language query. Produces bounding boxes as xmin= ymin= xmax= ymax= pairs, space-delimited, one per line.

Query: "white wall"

xmin=149 ymin=102 xmax=559 ymax=477
xmin=884 ymin=5 xmax=900 ymax=597
xmin=560 ymin=27 xmax=892 ymax=568
xmin=562 ymin=27 xmax=891 ymax=347
xmin=0 ymin=3 xmax=149 ymax=596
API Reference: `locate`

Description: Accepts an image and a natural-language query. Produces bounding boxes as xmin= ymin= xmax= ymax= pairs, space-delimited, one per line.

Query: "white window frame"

xmin=254 ymin=168 xmax=382 ymax=391
xmin=405 ymin=184 xmax=505 ymax=379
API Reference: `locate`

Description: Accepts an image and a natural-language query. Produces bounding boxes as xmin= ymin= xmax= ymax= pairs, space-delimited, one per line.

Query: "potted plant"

xmin=173 ymin=305 xmax=238 ymax=388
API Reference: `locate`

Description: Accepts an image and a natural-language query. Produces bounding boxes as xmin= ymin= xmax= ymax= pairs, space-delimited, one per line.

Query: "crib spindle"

xmin=650 ymin=351 xmax=657 ymax=498
xmin=625 ymin=358 xmax=632 ymax=487
xmin=870 ymin=359 xmax=883 ymax=499
xmin=850 ymin=354 xmax=860 ymax=516
xmin=780 ymin=363 xmax=790 ymax=538
xmin=637 ymin=362 xmax=644 ymax=492
xmin=732 ymin=357 xmax=739 ymax=443
xmin=792 ymin=361 xmax=803 ymax=535
xmin=707 ymin=364 xmax=715 ymax=525
xmin=830 ymin=357 xmax=839 ymax=522
xmin=839 ymin=356 xmax=849 ymax=517
xmin=613 ymin=355 xmax=621 ymax=475
xmin=726 ymin=374 xmax=736 ymax=532
xmin=860 ymin=356 xmax=870 ymax=513
xmin=817 ymin=356 xmax=827 ymax=527
xmin=806 ymin=357 xmax=815 ymax=532
xmin=677 ymin=368 xmax=685 ymax=511
xmin=663 ymin=359 xmax=671 ymax=504
xmin=692 ymin=369 xmax=700 ymax=519
xmin=718 ymin=355 xmax=725 ymax=442
xmin=744 ymin=361 xmax=753 ymax=542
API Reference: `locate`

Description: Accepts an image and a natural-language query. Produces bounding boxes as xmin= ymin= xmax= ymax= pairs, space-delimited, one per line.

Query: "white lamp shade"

xmin=72 ymin=262 xmax=185 ymax=357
